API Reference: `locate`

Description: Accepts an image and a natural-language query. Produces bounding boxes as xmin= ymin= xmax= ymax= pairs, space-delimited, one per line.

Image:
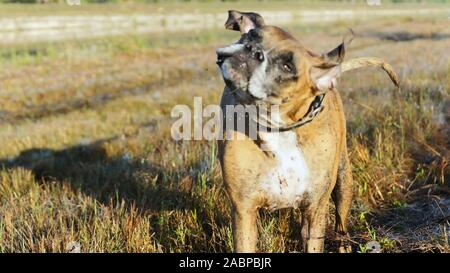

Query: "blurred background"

xmin=0 ymin=0 xmax=449 ymax=253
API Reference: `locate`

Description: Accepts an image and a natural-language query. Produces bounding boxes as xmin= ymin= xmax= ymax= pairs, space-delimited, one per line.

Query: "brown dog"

xmin=216 ymin=10 xmax=399 ymax=253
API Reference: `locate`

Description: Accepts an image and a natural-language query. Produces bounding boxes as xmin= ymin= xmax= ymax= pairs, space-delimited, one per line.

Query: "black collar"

xmin=255 ymin=94 xmax=325 ymax=132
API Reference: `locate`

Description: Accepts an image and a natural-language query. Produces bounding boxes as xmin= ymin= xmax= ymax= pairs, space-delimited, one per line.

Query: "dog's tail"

xmin=341 ymin=57 xmax=400 ymax=88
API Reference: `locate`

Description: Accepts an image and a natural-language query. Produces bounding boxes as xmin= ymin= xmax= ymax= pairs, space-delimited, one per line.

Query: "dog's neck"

xmin=268 ymin=94 xmax=323 ymax=128
xmin=252 ymin=93 xmax=325 ymax=133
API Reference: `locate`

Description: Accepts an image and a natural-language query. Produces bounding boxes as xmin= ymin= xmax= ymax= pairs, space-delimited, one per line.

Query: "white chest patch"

xmin=258 ymin=130 xmax=310 ymax=209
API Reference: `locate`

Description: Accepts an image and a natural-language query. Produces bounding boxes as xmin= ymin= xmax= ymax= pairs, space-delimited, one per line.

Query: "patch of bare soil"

xmin=371 ymin=196 xmax=450 ymax=252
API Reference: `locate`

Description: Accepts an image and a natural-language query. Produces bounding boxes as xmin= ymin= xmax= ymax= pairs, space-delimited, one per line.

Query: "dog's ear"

xmin=309 ymin=29 xmax=354 ymax=93
xmin=225 ymin=10 xmax=265 ymax=34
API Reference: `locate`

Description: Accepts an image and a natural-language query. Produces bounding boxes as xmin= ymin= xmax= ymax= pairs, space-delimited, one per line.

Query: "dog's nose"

xmin=216 ymin=44 xmax=244 ymax=66
xmin=245 ymin=43 xmax=264 ymax=62
xmin=253 ymin=49 xmax=264 ymax=62
xmin=216 ymin=53 xmax=229 ymax=66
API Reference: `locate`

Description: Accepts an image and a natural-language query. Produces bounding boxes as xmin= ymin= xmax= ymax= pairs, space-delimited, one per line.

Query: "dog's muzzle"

xmin=216 ymin=52 xmax=228 ymax=66
xmin=216 ymin=44 xmax=243 ymax=66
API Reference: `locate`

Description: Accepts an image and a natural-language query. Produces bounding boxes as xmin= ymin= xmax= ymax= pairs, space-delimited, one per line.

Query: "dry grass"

xmin=0 ymin=7 xmax=449 ymax=253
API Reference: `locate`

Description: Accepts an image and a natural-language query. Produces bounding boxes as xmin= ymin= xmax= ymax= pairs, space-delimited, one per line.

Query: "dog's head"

xmin=217 ymin=10 xmax=353 ymax=106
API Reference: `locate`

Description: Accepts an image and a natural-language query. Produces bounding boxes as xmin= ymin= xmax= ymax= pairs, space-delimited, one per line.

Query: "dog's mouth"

xmin=217 ymin=52 xmax=251 ymax=99
xmin=220 ymin=70 xmax=260 ymax=104
xmin=221 ymin=65 xmax=249 ymax=90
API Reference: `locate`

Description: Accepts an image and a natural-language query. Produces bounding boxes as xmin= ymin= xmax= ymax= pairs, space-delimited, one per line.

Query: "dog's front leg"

xmin=232 ymin=205 xmax=258 ymax=252
xmin=300 ymin=200 xmax=330 ymax=253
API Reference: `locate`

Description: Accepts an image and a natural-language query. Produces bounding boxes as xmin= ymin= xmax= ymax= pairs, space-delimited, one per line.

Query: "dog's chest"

xmin=258 ymin=130 xmax=310 ymax=209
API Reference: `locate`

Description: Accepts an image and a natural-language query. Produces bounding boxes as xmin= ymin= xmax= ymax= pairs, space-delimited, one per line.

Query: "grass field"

xmin=0 ymin=2 xmax=449 ymax=253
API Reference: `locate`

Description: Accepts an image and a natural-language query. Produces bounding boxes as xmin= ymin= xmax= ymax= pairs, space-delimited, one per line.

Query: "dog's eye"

xmin=283 ymin=63 xmax=293 ymax=72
